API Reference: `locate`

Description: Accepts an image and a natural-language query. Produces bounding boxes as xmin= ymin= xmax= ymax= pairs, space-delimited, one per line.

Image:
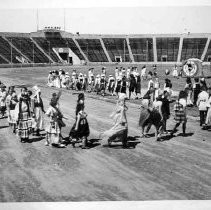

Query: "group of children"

xmin=47 ymin=66 xmax=144 ymax=99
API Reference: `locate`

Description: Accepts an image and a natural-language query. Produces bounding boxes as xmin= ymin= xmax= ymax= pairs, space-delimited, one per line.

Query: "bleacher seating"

xmin=204 ymin=41 xmax=211 ymax=62
xmin=76 ymin=39 xmax=108 ymax=62
xmin=0 ymin=36 xmax=22 ymax=63
xmin=0 ymin=56 xmax=8 ymax=64
xmin=65 ymin=38 xmax=85 ymax=60
xmin=156 ymin=37 xmax=180 ymax=62
xmin=181 ymin=38 xmax=207 ymax=61
xmin=32 ymin=37 xmax=61 ymax=62
xmin=102 ymin=38 xmax=130 ymax=62
xmin=8 ymin=37 xmax=49 ymax=63
xmin=129 ymin=38 xmax=153 ymax=62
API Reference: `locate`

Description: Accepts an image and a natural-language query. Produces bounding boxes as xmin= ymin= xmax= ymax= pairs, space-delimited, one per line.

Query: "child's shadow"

xmin=28 ymin=135 xmax=45 ymax=143
xmin=103 ymin=136 xmax=141 ymax=149
xmin=159 ymin=132 xmax=194 ymax=142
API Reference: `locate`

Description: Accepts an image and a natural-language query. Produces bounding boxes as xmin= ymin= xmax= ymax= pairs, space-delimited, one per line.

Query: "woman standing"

xmin=31 ymin=86 xmax=45 ymax=136
xmin=170 ymin=91 xmax=187 ymax=136
xmin=69 ymin=93 xmax=90 ymax=149
xmin=100 ymin=93 xmax=128 ymax=147
xmin=204 ymin=88 xmax=211 ymax=128
xmin=6 ymin=87 xmax=18 ymax=133
xmin=15 ymin=87 xmax=33 ymax=143
xmin=0 ymin=85 xmax=7 ymax=118
xmin=45 ymin=93 xmax=66 ymax=148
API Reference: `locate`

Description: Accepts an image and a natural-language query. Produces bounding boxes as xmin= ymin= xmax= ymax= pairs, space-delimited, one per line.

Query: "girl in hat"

xmin=45 ymin=92 xmax=66 ymax=148
xmin=14 ymin=87 xmax=33 ymax=143
xmin=69 ymin=93 xmax=90 ymax=148
xmin=31 ymin=86 xmax=45 ymax=136
xmin=100 ymin=93 xmax=128 ymax=147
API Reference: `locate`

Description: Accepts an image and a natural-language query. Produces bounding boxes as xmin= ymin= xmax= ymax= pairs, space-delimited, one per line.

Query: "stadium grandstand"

xmin=0 ymin=28 xmax=211 ymax=66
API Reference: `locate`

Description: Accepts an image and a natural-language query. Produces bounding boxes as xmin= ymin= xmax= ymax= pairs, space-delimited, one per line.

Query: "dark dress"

xmin=136 ymin=75 xmax=141 ymax=94
xmin=129 ymin=74 xmax=136 ymax=92
xmin=69 ymin=111 xmax=90 ymax=139
xmin=115 ymin=80 xmax=121 ymax=93
xmin=120 ymin=78 xmax=127 ymax=94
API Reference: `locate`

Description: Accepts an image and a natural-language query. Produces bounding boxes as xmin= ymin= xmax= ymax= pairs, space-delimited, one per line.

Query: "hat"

xmin=118 ymin=93 xmax=127 ymax=101
xmin=65 ymin=72 xmax=69 ymax=75
xmin=32 ymin=85 xmax=40 ymax=93
xmin=109 ymin=75 xmax=112 ymax=77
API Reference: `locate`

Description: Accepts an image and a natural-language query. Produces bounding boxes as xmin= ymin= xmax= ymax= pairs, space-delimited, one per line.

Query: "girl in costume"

xmin=69 ymin=93 xmax=90 ymax=149
xmin=100 ymin=93 xmax=128 ymax=147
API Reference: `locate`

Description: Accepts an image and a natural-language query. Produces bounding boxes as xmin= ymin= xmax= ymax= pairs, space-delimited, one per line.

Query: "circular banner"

xmin=183 ymin=58 xmax=201 ymax=77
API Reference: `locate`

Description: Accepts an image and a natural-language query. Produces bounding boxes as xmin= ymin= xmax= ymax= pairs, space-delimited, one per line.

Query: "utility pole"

xmin=36 ymin=9 xmax=39 ymax=31
xmin=64 ymin=8 xmax=66 ymax=31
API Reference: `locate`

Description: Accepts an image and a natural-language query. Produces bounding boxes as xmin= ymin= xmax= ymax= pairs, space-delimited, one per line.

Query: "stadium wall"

xmin=0 ymin=30 xmax=211 ymax=66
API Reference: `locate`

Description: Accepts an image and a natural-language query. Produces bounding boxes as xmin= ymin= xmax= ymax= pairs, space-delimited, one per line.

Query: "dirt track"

xmin=0 ymin=67 xmax=211 ymax=201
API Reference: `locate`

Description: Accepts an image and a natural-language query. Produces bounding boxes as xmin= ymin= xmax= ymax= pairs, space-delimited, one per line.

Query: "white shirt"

xmin=197 ymin=91 xmax=209 ymax=111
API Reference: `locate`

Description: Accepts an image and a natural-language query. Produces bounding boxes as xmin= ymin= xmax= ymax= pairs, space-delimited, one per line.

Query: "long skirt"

xmin=45 ymin=121 xmax=60 ymax=144
xmin=33 ymin=107 xmax=44 ymax=131
xmin=205 ymin=107 xmax=211 ymax=125
xmin=101 ymin=122 xmax=128 ymax=143
xmin=139 ymin=107 xmax=150 ymax=127
xmin=69 ymin=120 xmax=90 ymax=139
xmin=17 ymin=112 xmax=32 ymax=139
xmin=8 ymin=109 xmax=16 ymax=125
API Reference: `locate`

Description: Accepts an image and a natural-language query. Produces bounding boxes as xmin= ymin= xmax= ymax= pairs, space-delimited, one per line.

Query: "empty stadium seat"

xmin=129 ymin=38 xmax=153 ymax=62
xmin=181 ymin=38 xmax=207 ymax=61
xmin=76 ymin=39 xmax=108 ymax=62
xmin=102 ymin=38 xmax=130 ymax=62
xmin=156 ymin=37 xmax=180 ymax=62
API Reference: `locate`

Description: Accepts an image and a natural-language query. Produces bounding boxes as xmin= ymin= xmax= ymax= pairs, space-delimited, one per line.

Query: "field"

xmin=0 ymin=64 xmax=211 ymax=202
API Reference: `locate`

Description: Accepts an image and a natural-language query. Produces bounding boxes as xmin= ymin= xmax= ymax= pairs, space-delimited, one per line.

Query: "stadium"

xmin=0 ymin=2 xmax=211 ymax=207
xmin=0 ymin=28 xmax=211 ymax=66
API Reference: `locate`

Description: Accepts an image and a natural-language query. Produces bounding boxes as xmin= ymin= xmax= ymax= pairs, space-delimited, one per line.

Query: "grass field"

xmin=0 ymin=65 xmax=210 ymax=201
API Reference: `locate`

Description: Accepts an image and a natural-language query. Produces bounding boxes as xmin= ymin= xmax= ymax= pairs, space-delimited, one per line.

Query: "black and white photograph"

xmin=0 ymin=0 xmax=210 ymax=209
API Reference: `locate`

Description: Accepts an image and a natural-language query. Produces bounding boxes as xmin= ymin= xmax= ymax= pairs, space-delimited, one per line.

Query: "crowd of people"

xmin=0 ymin=64 xmax=210 ymax=148
xmin=46 ymin=65 xmax=182 ymax=100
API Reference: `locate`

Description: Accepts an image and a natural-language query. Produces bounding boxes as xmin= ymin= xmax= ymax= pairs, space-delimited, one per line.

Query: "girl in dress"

xmin=6 ymin=87 xmax=18 ymax=133
xmin=31 ymin=86 xmax=45 ymax=136
xmin=14 ymin=87 xmax=33 ymax=143
xmin=45 ymin=93 xmax=66 ymax=148
xmin=172 ymin=65 xmax=178 ymax=78
xmin=0 ymin=86 xmax=7 ymax=118
xmin=204 ymin=88 xmax=211 ymax=128
xmin=170 ymin=91 xmax=187 ymax=136
xmin=69 ymin=93 xmax=90 ymax=149
xmin=100 ymin=93 xmax=128 ymax=147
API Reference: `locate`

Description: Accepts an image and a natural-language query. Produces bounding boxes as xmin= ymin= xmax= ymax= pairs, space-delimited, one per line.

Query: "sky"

xmin=0 ymin=0 xmax=211 ymax=34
